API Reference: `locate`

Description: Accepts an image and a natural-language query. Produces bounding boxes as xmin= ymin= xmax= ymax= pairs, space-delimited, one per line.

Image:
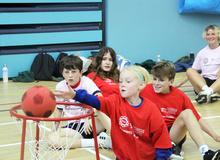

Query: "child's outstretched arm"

xmin=54 ymin=86 xmax=101 ymax=110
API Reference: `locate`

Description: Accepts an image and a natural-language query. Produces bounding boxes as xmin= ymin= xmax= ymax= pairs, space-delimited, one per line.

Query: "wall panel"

xmin=0 ymin=0 xmax=105 ymax=77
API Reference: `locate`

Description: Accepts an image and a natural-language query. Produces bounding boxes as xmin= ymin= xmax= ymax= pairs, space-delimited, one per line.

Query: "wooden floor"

xmin=1 ymin=73 xmax=220 ymax=160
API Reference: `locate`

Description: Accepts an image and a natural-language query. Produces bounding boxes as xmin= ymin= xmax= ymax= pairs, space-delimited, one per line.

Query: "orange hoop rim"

xmin=10 ymin=101 xmax=94 ymax=122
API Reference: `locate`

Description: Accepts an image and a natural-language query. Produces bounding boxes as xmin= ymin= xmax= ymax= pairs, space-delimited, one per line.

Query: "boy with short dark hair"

xmin=49 ymin=54 xmax=111 ymax=149
xmin=141 ymin=61 xmax=220 ymax=160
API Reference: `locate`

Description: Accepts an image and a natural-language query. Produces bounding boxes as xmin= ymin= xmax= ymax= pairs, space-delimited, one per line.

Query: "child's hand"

xmin=54 ymin=85 xmax=75 ymax=99
xmin=213 ymin=134 xmax=220 ymax=142
xmin=84 ymin=119 xmax=93 ymax=135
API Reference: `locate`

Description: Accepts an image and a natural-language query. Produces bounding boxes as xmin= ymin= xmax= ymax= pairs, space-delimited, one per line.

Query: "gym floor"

xmin=0 ymin=72 xmax=220 ymax=160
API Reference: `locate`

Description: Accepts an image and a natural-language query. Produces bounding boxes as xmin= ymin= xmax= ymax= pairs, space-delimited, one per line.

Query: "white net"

xmin=11 ymin=104 xmax=99 ymax=160
xmin=27 ymin=120 xmax=86 ymax=160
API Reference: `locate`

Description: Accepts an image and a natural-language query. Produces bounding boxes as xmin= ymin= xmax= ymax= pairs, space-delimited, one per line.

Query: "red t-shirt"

xmin=87 ymin=72 xmax=119 ymax=97
xmin=140 ymin=84 xmax=201 ymax=128
xmin=98 ymin=94 xmax=172 ymax=160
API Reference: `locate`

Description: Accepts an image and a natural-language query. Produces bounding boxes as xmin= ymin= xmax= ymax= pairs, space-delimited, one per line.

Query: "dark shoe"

xmin=203 ymin=150 xmax=220 ymax=160
xmin=12 ymin=71 xmax=35 ymax=82
xmin=195 ymin=93 xmax=208 ymax=104
xmin=170 ymin=142 xmax=183 ymax=160
xmin=51 ymin=76 xmax=63 ymax=82
xmin=172 ymin=142 xmax=181 ymax=155
xmin=210 ymin=94 xmax=220 ymax=103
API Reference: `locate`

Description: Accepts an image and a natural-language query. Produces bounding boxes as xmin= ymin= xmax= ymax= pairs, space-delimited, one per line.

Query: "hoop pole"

xmin=35 ymin=121 xmax=40 ymax=160
xmin=20 ymin=119 xmax=27 ymax=160
xmin=91 ymin=113 xmax=100 ymax=160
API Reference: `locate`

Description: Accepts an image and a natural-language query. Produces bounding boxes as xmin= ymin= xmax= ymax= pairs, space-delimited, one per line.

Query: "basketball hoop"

xmin=10 ymin=102 xmax=100 ymax=160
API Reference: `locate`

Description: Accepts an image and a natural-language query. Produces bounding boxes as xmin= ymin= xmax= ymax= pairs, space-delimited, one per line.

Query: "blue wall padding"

xmin=179 ymin=0 xmax=220 ymax=14
xmin=1 ymin=0 xmax=102 ymax=3
xmin=0 ymin=31 xmax=102 ymax=46
xmin=0 ymin=11 xmax=101 ymax=25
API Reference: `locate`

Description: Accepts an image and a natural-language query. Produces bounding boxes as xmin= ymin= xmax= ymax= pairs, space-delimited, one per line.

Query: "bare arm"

xmin=54 ymin=88 xmax=76 ymax=100
xmin=54 ymin=86 xmax=101 ymax=110
xmin=217 ymin=69 xmax=220 ymax=79
xmin=174 ymin=77 xmax=188 ymax=88
xmin=199 ymin=118 xmax=220 ymax=142
xmin=54 ymin=108 xmax=63 ymax=130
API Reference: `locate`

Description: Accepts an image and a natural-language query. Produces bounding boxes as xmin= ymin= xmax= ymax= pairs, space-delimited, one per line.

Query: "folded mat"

xmin=179 ymin=0 xmax=220 ymax=14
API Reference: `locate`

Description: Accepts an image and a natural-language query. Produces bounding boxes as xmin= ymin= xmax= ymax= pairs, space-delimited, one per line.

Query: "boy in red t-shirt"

xmin=140 ymin=61 xmax=220 ymax=160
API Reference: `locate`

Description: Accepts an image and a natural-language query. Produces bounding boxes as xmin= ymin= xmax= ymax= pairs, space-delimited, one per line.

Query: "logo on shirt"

xmin=160 ymin=107 xmax=177 ymax=121
xmin=119 ymin=116 xmax=144 ymax=138
xmin=203 ymin=58 xmax=208 ymax=65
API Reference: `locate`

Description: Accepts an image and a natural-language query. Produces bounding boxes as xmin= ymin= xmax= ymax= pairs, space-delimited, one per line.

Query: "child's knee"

xmin=180 ymin=109 xmax=194 ymax=119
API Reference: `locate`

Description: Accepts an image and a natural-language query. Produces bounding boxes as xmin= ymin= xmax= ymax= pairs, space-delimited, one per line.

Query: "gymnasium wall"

xmin=106 ymin=0 xmax=220 ymax=63
xmin=1 ymin=0 xmax=220 ymax=78
xmin=0 ymin=0 xmax=104 ymax=78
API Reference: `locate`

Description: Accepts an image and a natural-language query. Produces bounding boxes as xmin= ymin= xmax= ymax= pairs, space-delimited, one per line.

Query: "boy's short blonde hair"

xmin=122 ymin=65 xmax=149 ymax=84
xmin=151 ymin=61 xmax=176 ymax=80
